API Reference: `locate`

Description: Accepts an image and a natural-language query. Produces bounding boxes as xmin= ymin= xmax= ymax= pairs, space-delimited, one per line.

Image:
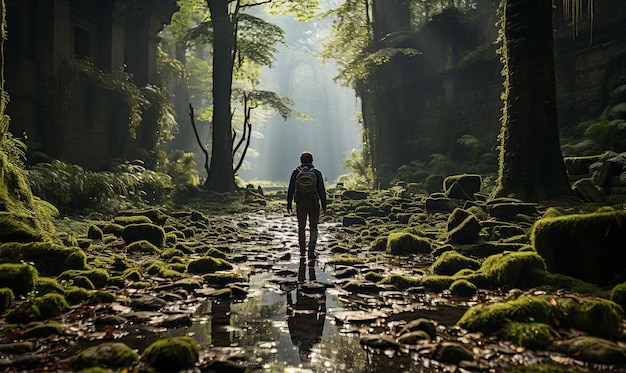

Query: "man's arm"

xmin=287 ymin=169 xmax=297 ymax=213
xmin=316 ymin=170 xmax=327 ymax=212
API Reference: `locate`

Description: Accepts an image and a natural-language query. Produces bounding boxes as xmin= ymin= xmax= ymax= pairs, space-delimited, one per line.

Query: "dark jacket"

xmin=287 ymin=163 xmax=327 ymax=211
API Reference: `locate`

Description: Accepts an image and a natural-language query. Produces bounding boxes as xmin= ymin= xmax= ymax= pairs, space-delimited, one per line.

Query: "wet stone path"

xmin=2 ymin=202 xmax=625 ymax=372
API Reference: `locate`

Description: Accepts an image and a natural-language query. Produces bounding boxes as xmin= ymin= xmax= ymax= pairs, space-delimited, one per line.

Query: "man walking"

xmin=287 ymin=152 xmax=327 ymax=259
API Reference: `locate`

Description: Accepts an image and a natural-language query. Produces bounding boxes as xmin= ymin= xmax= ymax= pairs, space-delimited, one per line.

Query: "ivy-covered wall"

xmin=362 ymin=2 xmax=626 ymax=187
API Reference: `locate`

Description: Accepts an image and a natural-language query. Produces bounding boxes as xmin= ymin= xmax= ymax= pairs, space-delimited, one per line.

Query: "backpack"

xmin=295 ymin=167 xmax=318 ymax=203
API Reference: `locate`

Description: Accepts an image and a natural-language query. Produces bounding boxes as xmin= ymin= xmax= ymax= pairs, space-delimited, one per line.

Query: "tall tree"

xmin=203 ymin=0 xmax=319 ymax=192
xmin=490 ymin=0 xmax=573 ymax=201
xmin=205 ymin=0 xmax=236 ymax=192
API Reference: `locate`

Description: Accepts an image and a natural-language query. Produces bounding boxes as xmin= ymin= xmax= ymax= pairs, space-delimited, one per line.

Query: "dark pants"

xmin=296 ymin=199 xmax=320 ymax=255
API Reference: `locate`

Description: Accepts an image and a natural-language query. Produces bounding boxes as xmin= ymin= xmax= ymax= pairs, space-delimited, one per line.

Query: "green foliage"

xmin=337 ymin=149 xmax=373 ymax=189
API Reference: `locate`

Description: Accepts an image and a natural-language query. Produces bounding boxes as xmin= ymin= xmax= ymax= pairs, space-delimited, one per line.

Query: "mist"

xmin=236 ymin=9 xmax=362 ymax=185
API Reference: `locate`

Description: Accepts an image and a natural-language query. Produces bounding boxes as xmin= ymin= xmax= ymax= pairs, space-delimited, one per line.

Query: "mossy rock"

xmin=502 ymin=321 xmax=553 ymax=349
xmin=98 ymin=223 xmax=124 ymax=236
xmin=122 ymin=223 xmax=166 ymax=248
xmin=444 ymin=174 xmax=481 ymax=195
xmin=58 ymin=269 xmax=109 ymax=289
xmin=187 ymin=256 xmax=233 ymax=274
xmin=35 ymin=293 xmax=69 ymax=319
xmin=610 ymin=282 xmax=626 ymax=310
xmin=564 ymin=155 xmax=603 ymax=175
xmin=205 ymin=247 xmax=228 ymax=259
xmin=87 ymin=225 xmax=104 ymax=240
xmin=425 ymin=174 xmax=444 ymax=194
xmin=364 ymin=272 xmax=384 ymax=282
xmin=112 ymin=215 xmax=153 ymax=226
xmin=141 ymin=336 xmax=198 ymax=371
xmin=479 ymin=251 xmax=547 ymax=288
xmin=36 ymin=277 xmax=65 ymax=295
xmin=6 ymin=301 xmax=41 ymax=323
xmin=118 ymin=208 xmax=169 ymax=226
xmin=65 ymin=286 xmax=91 ymax=305
xmin=431 ymin=251 xmax=480 ymax=276
xmin=0 ymin=242 xmax=86 ymax=276
xmin=121 ymin=268 xmax=142 ymax=282
xmin=0 ymin=288 xmax=15 ymax=314
xmin=449 ymin=279 xmax=478 ymax=296
xmin=424 ymin=197 xmax=451 ymax=212
xmin=328 ymin=255 xmax=364 ymax=266
xmin=557 ymin=296 xmax=623 ymax=338
xmin=486 ymin=202 xmax=537 ymax=221
xmin=386 ymin=232 xmax=432 ymax=256
xmin=456 ymin=242 xmax=529 ymax=259
xmin=87 ymin=291 xmax=117 ymax=304
xmin=381 ymin=274 xmax=421 ymax=290
xmin=532 ymin=209 xmax=626 ymax=284
xmin=0 ymin=212 xmax=45 ymax=243
xmin=203 ymin=273 xmax=247 ymax=286
xmin=126 ymin=240 xmax=161 ymax=254
xmin=73 ymin=342 xmax=139 ymax=370
xmin=0 ymin=263 xmax=38 ymax=296
xmin=447 ymin=215 xmax=481 ymax=244
xmin=398 ymin=318 xmax=437 ymax=340
xmin=446 ymin=208 xmax=472 ymax=231
xmin=458 ymin=296 xmax=555 ymax=334
xmin=72 ymin=276 xmax=95 ymax=290
xmin=553 ymin=336 xmax=626 ymax=364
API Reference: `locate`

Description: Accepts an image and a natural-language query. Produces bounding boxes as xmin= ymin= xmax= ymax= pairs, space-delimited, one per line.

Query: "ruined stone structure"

xmin=361 ymin=2 xmax=626 ymax=186
xmin=4 ymin=0 xmax=177 ymax=170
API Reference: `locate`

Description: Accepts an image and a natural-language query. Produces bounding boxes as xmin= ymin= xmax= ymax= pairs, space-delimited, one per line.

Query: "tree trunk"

xmin=491 ymin=0 xmax=573 ymax=201
xmin=205 ymin=0 xmax=237 ymax=192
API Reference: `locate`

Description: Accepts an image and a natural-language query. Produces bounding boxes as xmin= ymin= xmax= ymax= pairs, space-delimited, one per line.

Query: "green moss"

xmin=141 ymin=336 xmax=198 ymax=371
xmin=73 ymin=342 xmax=139 ymax=370
xmin=58 ymin=269 xmax=109 ymax=288
xmin=122 ymin=223 xmax=166 ymax=248
xmin=36 ymin=277 xmax=65 ymax=295
xmin=87 ymin=225 xmax=104 ymax=240
xmin=72 ymin=276 xmax=95 ymax=290
xmin=87 ymin=291 xmax=116 ymax=304
xmin=381 ymin=274 xmax=421 ymax=290
xmin=431 ymin=251 xmax=480 ymax=276
xmin=328 ymin=255 xmax=365 ymax=266
xmin=160 ymin=248 xmax=184 ymax=260
xmin=553 ymin=336 xmax=626 ymax=365
xmin=501 ymin=364 xmax=585 ymax=373
xmin=532 ymin=210 xmax=626 ymax=284
xmin=0 ymin=212 xmax=45 ymax=243
xmin=35 ymin=293 xmax=69 ymax=318
xmin=6 ymin=302 xmax=41 ymax=323
xmin=187 ymin=256 xmax=233 ymax=274
xmin=502 ymin=322 xmax=553 ymax=348
xmin=0 ymin=242 xmax=86 ymax=276
xmin=0 ymin=263 xmax=38 ymax=296
xmin=113 ymin=215 xmax=153 ymax=226
xmin=65 ymin=286 xmax=91 ymax=304
xmin=364 ymin=272 xmax=384 ymax=282
xmin=420 ymin=275 xmax=456 ymax=293
xmin=458 ymin=296 xmax=554 ymax=334
xmin=449 ymin=279 xmax=477 ymax=296
xmin=97 ymin=223 xmax=124 ymax=236
xmin=557 ymin=296 xmax=623 ymax=338
xmin=205 ymin=247 xmax=228 ymax=259
xmin=126 ymin=239 xmax=161 ymax=254
xmin=121 ymin=268 xmax=142 ymax=282
xmin=610 ymin=282 xmax=626 ymax=311
xmin=0 ymin=288 xmax=15 ymax=314
xmin=478 ymin=251 xmax=547 ymax=288
xmin=543 ymin=272 xmax=608 ymax=297
xmin=203 ymin=273 xmax=247 ymax=286
xmin=386 ymin=232 xmax=432 ymax=256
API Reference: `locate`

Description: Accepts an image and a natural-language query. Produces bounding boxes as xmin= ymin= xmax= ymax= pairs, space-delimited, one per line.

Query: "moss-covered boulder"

xmin=87 ymin=225 xmax=104 ymax=240
xmin=65 ymin=286 xmax=91 ymax=305
xmin=557 ymin=296 xmax=623 ymax=338
xmin=113 ymin=215 xmax=153 ymax=226
xmin=502 ymin=322 xmax=553 ymax=348
xmin=479 ymin=251 xmax=546 ymax=288
xmin=35 ymin=293 xmax=69 ymax=319
xmin=553 ymin=336 xmax=626 ymax=364
xmin=444 ymin=174 xmax=482 ymax=197
xmin=6 ymin=301 xmax=41 ymax=323
xmin=610 ymin=282 xmax=626 ymax=310
xmin=0 ymin=242 xmax=86 ymax=276
xmin=449 ymin=279 xmax=478 ymax=296
xmin=36 ymin=277 xmax=65 ymax=295
xmin=431 ymin=251 xmax=480 ymax=276
xmin=73 ymin=342 xmax=139 ymax=370
xmin=122 ymin=223 xmax=166 ymax=248
xmin=447 ymin=215 xmax=482 ymax=244
xmin=398 ymin=318 xmax=437 ymax=340
xmin=188 ymin=257 xmax=233 ymax=274
xmin=0 ymin=212 xmax=45 ymax=243
xmin=58 ymin=269 xmax=109 ymax=289
xmin=203 ymin=273 xmax=247 ymax=286
xmin=532 ymin=209 xmax=626 ymax=284
xmin=126 ymin=239 xmax=161 ymax=254
xmin=386 ymin=232 xmax=432 ymax=256
xmin=0 ymin=263 xmax=38 ymax=296
xmin=141 ymin=336 xmax=198 ymax=371
xmin=0 ymin=287 xmax=15 ymax=314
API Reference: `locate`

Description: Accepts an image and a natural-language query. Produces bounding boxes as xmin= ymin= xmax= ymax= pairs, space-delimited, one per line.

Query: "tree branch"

xmin=188 ymin=104 xmax=210 ymax=182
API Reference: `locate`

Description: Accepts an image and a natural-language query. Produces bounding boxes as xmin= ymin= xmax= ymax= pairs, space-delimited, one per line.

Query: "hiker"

xmin=287 ymin=151 xmax=327 ymax=258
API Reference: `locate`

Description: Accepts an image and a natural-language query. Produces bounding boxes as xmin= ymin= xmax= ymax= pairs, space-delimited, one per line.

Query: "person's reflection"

xmin=286 ymin=257 xmax=326 ymax=362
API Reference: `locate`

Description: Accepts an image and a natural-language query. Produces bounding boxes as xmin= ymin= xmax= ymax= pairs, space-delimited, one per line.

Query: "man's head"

xmin=300 ymin=152 xmax=313 ymax=164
